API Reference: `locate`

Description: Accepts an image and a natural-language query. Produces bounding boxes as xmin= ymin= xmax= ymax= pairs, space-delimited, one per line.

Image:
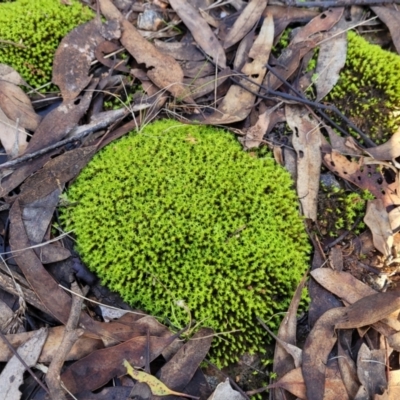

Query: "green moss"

xmin=318 ymin=185 xmax=374 ymax=236
xmin=328 ymin=31 xmax=400 ymax=143
xmin=61 ymin=120 xmax=310 ymax=366
xmin=0 ymin=0 xmax=94 ymax=89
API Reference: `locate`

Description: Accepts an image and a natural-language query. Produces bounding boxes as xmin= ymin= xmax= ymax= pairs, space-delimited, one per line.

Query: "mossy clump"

xmin=318 ymin=184 xmax=374 ymax=237
xmin=0 ymin=0 xmax=94 ymax=89
xmin=328 ymin=31 xmax=400 ymax=143
xmin=62 ymin=119 xmax=310 ymax=366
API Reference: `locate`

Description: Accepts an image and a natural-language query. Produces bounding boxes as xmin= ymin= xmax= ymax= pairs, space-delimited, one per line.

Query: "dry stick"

xmin=0 ymin=108 xmax=128 ymax=171
xmin=0 ymin=330 xmax=50 ymax=395
xmin=287 ymin=0 xmax=400 ymax=7
xmin=46 ymin=282 xmax=85 ymax=400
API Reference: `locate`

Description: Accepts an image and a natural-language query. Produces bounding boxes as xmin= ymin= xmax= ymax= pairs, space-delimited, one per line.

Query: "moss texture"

xmin=62 ymin=120 xmax=310 ymax=365
xmin=328 ymin=31 xmax=400 ymax=143
xmin=0 ymin=0 xmax=93 ymax=89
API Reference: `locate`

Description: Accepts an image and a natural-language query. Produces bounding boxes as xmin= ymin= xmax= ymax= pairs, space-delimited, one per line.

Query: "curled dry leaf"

xmin=205 ymin=13 xmax=273 ymax=124
xmin=207 ymin=379 xmax=246 ymax=400
xmin=61 ymin=334 xmax=179 ymax=394
xmin=99 ymin=0 xmax=191 ymax=102
xmin=169 ymin=0 xmax=226 ymax=69
xmin=223 ymin=0 xmax=267 ymax=49
xmin=357 ymin=344 xmax=387 ymax=398
xmin=365 ymin=128 xmax=400 ymax=161
xmin=0 ymin=107 xmax=28 ymax=158
xmin=364 ymin=199 xmax=393 ymax=258
xmin=371 ymin=6 xmax=400 ymax=55
xmin=0 ymin=327 xmax=48 ymax=400
xmin=53 ymin=19 xmax=104 ymax=101
xmin=302 ymin=307 xmax=345 ymax=400
xmin=285 ymin=105 xmax=321 ymax=221
xmin=0 ymin=80 xmax=41 ymax=132
xmin=335 ymin=291 xmax=400 ymax=330
xmin=322 ymin=150 xmax=400 ymax=208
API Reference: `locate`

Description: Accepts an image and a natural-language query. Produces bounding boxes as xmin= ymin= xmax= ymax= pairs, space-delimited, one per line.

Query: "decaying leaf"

xmin=357 ymin=344 xmax=387 ymax=398
xmin=0 ymin=327 xmax=48 ymax=400
xmin=223 ymin=0 xmax=267 ymax=49
xmin=0 ymin=80 xmax=41 ymax=132
xmin=371 ymin=6 xmax=400 ymax=55
xmin=268 ymin=368 xmax=306 ymax=399
xmin=0 ymin=106 xmax=28 ymax=158
xmin=285 ymin=105 xmax=321 ymax=221
xmin=207 ymin=379 xmax=246 ymax=400
xmin=169 ymin=0 xmax=226 ymax=69
xmin=365 ymin=128 xmax=400 ymax=161
xmin=124 ymin=359 xmax=199 ymax=399
xmin=53 ymin=19 xmax=104 ymax=101
xmin=158 ymin=328 xmax=213 ymax=394
xmin=99 ymin=0 xmax=191 ymax=101
xmin=205 ymin=13 xmax=273 ymax=124
xmin=302 ymin=307 xmax=345 ymax=400
xmin=0 ymin=64 xmax=29 ymax=87
xmin=335 ymin=291 xmax=400 ymax=330
xmin=322 ymin=150 xmax=400 ymax=208
xmin=364 ymin=199 xmax=393 ymax=258
xmin=338 ymin=338 xmax=359 ymax=398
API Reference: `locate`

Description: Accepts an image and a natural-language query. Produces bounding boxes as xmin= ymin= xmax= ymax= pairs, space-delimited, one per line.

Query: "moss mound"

xmin=62 ymin=120 xmax=310 ymax=365
xmin=0 ymin=0 xmax=93 ymax=89
xmin=328 ymin=31 xmax=400 ymax=143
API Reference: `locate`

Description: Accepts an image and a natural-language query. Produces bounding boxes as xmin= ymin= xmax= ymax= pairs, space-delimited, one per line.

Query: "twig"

xmin=45 ymin=282 xmax=85 ymax=400
xmin=0 ymin=108 xmax=128 ymax=171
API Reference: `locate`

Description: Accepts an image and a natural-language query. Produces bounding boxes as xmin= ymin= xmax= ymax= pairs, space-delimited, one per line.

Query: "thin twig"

xmin=46 ymin=282 xmax=85 ymax=400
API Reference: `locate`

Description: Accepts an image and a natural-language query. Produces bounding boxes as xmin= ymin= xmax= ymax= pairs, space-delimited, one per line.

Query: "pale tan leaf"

xmin=0 ymin=64 xmax=28 ymax=86
xmin=205 ymin=13 xmax=274 ymax=124
xmin=371 ymin=6 xmax=400 ymax=55
xmin=169 ymin=0 xmax=226 ymax=68
xmin=365 ymin=128 xmax=400 ymax=161
xmin=0 ymin=327 xmax=48 ymax=400
xmin=207 ymin=379 xmax=246 ymax=400
xmin=0 ymin=81 xmax=41 ymax=132
xmin=223 ymin=0 xmax=267 ymax=49
xmin=285 ymin=105 xmax=321 ymax=221
xmin=0 ymin=107 xmax=28 ymax=157
xmin=364 ymin=199 xmax=393 ymax=257
xmin=267 ymin=368 xmax=306 ymax=399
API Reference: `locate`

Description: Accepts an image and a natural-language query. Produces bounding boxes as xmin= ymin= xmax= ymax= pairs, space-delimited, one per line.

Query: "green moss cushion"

xmin=62 ymin=120 xmax=310 ymax=365
xmin=329 ymin=31 xmax=400 ymax=143
xmin=0 ymin=0 xmax=93 ymax=88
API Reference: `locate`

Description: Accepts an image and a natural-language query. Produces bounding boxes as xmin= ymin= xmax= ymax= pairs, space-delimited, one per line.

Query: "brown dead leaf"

xmin=154 ymin=40 xmax=205 ymax=61
xmin=357 ymin=344 xmax=387 ymax=398
xmin=335 ymin=291 xmax=400 ymax=330
xmin=99 ymin=0 xmax=191 ymax=102
xmin=324 ymin=125 xmax=363 ymax=155
xmin=240 ymin=103 xmax=281 ymax=150
xmin=24 ymin=79 xmax=97 ymax=155
xmin=272 ymin=270 xmax=308 ymax=397
xmin=62 ymin=334 xmax=178 ymax=394
xmin=0 ymin=64 xmax=29 ymax=87
xmin=18 ymin=146 xmax=96 ymax=205
xmin=338 ymin=338 xmax=360 ymax=398
xmin=365 ymin=128 xmax=400 ymax=161
xmin=268 ymin=368 xmax=306 ymax=399
xmin=285 ymin=105 xmax=321 ymax=221
xmin=205 ymin=13 xmax=273 ymax=124
xmin=0 ymin=106 xmax=28 ymax=158
xmin=310 ymin=268 xmax=400 ymax=332
xmin=364 ymin=199 xmax=393 ymax=258
xmin=302 ymin=307 xmax=345 ymax=400
xmin=208 ymin=379 xmax=246 ymax=400
xmin=324 ymin=359 xmax=350 ymax=400
xmin=291 ymin=8 xmax=344 ymax=45
xmin=389 ymin=206 xmax=400 ymax=231
xmin=0 ymin=327 xmax=48 ymax=400
xmin=371 ymin=6 xmax=400 ymax=55
xmin=322 ymin=150 xmax=400 ymax=208
xmin=223 ymin=0 xmax=267 ymax=49
xmin=53 ymin=19 xmax=104 ymax=101
xmin=0 ymin=80 xmax=41 ymax=132
xmin=158 ymin=327 xmax=213 ymax=393
xmin=266 ymin=6 xmax=319 ymax=37
xmin=169 ymin=0 xmax=226 ymax=69
xmin=0 ymin=326 xmax=103 ymax=362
